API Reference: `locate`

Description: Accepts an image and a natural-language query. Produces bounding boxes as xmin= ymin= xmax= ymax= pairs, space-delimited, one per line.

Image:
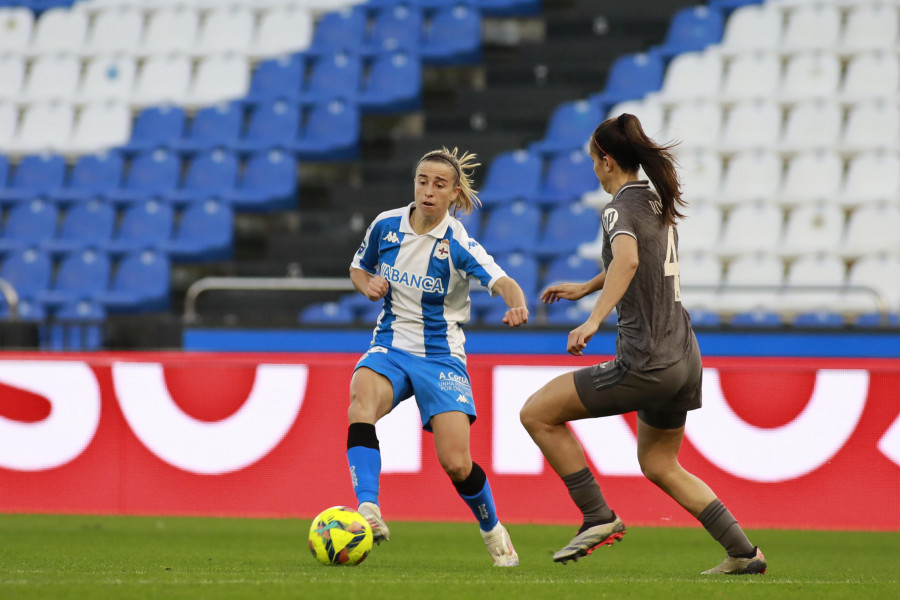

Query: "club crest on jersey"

xmin=433 ymin=239 xmax=450 ymax=260
xmin=382 ymin=231 xmax=400 ymax=244
xmin=602 ymin=208 xmax=619 ymax=233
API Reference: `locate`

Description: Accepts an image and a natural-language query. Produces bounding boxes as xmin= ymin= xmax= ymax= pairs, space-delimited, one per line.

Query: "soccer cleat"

xmin=701 ymin=546 xmax=767 ymax=575
xmin=481 ymin=522 xmax=519 ymax=567
xmin=358 ymin=501 xmax=390 ymax=544
xmin=553 ymin=517 xmax=626 ymax=564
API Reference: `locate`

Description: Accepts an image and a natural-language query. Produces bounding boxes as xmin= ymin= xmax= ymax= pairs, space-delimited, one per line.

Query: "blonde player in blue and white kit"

xmin=346 ymin=147 xmax=529 ymax=567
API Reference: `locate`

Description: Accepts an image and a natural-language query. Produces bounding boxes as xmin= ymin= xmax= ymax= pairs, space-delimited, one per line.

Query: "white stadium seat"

xmin=835 ymin=151 xmax=900 ymax=207
xmin=718 ymin=51 xmax=781 ymax=105
xmin=839 ymin=202 xmax=900 ymax=259
xmin=717 ymin=150 xmax=783 ymax=208
xmin=19 ymin=55 xmax=83 ymax=105
xmin=192 ymin=6 xmax=255 ymax=57
xmin=65 ymin=100 xmax=132 ymax=155
xmin=779 ymin=252 xmax=846 ymax=313
xmin=777 ymin=202 xmax=846 ymax=258
xmin=716 ymin=200 xmax=785 ymax=258
xmin=248 ymin=6 xmax=315 ymax=59
xmin=839 ymin=3 xmax=899 ymax=57
xmin=25 ymin=7 xmax=89 ymax=58
xmin=718 ymin=3 xmax=783 ymax=57
xmin=676 ymin=148 xmax=722 ymax=205
xmin=841 ymin=52 xmax=900 ymax=104
xmin=654 ymin=50 xmax=723 ymax=105
xmin=183 ymin=54 xmax=250 ymax=108
xmin=662 ymin=99 xmax=722 ymax=151
xmin=779 ymin=52 xmax=842 ymax=104
xmin=677 ymin=201 xmax=723 ymax=256
xmin=0 ymin=7 xmax=34 ymax=56
xmin=719 ymin=99 xmax=782 ymax=153
xmin=81 ymin=7 xmax=145 ymax=57
xmin=716 ymin=252 xmax=785 ymax=314
xmin=779 ymin=100 xmax=842 ymax=154
xmin=138 ymin=7 xmax=200 ymax=57
xmin=75 ymin=55 xmax=137 ymax=104
xmin=606 ymin=99 xmax=665 ymax=141
xmin=839 ymin=254 xmax=900 ymax=316
xmin=7 ymin=102 xmax=74 ymax=155
xmin=130 ymin=55 xmax=193 ymax=108
xmin=775 ymin=151 xmax=844 ymax=208
xmin=842 ymin=100 xmax=900 ymax=154
xmin=679 ymin=251 xmax=723 ymax=313
xmin=0 ymin=56 xmax=26 ymax=103
xmin=779 ymin=3 xmax=841 ymax=55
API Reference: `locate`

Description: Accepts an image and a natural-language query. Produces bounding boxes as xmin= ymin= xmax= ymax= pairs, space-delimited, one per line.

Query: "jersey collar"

xmin=612 ymin=180 xmax=651 ymax=201
xmin=400 ymin=202 xmax=452 ymax=238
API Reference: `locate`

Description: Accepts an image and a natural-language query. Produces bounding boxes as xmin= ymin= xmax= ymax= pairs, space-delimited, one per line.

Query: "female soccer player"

xmin=346 ymin=147 xmax=528 ymax=567
xmin=520 ymin=114 xmax=766 ymax=575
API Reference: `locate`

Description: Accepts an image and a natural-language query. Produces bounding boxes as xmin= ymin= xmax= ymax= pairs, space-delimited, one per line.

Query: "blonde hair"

xmin=416 ymin=146 xmax=482 ymax=216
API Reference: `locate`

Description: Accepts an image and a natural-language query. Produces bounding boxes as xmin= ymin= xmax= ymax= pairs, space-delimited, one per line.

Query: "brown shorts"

xmin=572 ymin=336 xmax=702 ymax=429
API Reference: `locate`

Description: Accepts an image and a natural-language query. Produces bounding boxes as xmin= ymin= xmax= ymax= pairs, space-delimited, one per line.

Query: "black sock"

xmin=347 ymin=422 xmax=379 ymax=450
xmin=697 ymin=499 xmax=755 ymax=558
xmin=561 ymin=467 xmax=615 ymax=526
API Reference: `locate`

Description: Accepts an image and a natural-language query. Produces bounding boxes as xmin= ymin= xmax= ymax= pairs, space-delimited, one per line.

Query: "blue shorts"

xmin=354 ymin=345 xmax=476 ymax=432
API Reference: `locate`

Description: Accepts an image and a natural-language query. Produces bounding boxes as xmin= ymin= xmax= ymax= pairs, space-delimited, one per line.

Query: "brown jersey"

xmin=599 ymin=181 xmax=694 ymax=370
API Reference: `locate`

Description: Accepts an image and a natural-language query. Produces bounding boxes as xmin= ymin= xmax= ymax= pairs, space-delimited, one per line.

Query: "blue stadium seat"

xmin=358 ymin=50 xmax=422 ymax=113
xmin=105 ymin=199 xmax=174 ymax=254
xmin=223 ymin=149 xmax=297 ymax=212
xmin=652 ymin=5 xmax=725 ymax=60
xmin=854 ymin=312 xmax=900 ymax=328
xmin=301 ymin=51 xmax=362 ymax=104
xmin=308 ymin=6 xmax=367 ymax=54
xmin=533 ymin=202 xmax=601 ymax=260
xmin=478 ymin=150 xmax=543 ymax=208
xmin=420 ymin=3 xmax=481 ymax=64
xmin=689 ymin=307 xmax=723 ymax=327
xmin=476 ymin=0 xmax=541 ymax=17
xmin=0 ymin=156 xmax=10 ymax=189
xmin=243 ymin=54 xmax=305 ymax=105
xmin=477 ymin=300 xmax=535 ymax=326
xmin=98 ymin=249 xmax=171 ymax=313
xmin=792 ymin=311 xmax=845 ymax=328
xmin=542 ymin=254 xmax=600 ymax=289
xmin=526 ymin=151 xmax=598 ymax=207
xmin=337 ymin=292 xmax=383 ymax=324
xmin=363 ymin=3 xmax=423 ymax=55
xmin=0 ymin=297 xmax=47 ymax=322
xmin=106 ymin=149 xmax=180 ymax=204
xmin=232 ymin=99 xmax=302 ymax=155
xmin=543 ymin=301 xmax=592 ymax=326
xmin=708 ymin=0 xmax=763 ymax=16
xmin=0 ymin=154 xmax=66 ymax=205
xmin=0 ymin=199 xmax=58 ymax=255
xmin=119 ymin=106 xmax=186 ymax=154
xmin=470 ymin=251 xmax=539 ymax=315
xmin=43 ymin=199 xmax=116 ymax=255
xmin=52 ymin=152 xmax=124 ymax=204
xmin=530 ymin=100 xmax=604 ymax=156
xmin=299 ymin=300 xmax=356 ymax=325
xmin=589 ymin=53 xmax=665 ymax=113
xmin=479 ymin=201 xmax=540 ymax=255
xmin=729 ymin=310 xmax=783 ymax=328
xmin=0 ymin=247 xmax=52 ymax=300
xmin=170 ymin=102 xmax=243 ymax=155
xmin=292 ymin=99 xmax=360 ymax=161
xmin=168 ymin=149 xmax=239 ymax=205
xmin=37 ymin=247 xmax=111 ymax=308
xmin=163 ymin=200 xmax=233 ymax=262
xmin=456 ymin=210 xmax=481 ymax=239
xmin=48 ymin=299 xmax=106 ymax=351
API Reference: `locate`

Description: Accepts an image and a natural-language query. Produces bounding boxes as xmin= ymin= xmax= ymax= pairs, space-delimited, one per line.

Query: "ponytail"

xmin=591 ymin=114 xmax=686 ymax=226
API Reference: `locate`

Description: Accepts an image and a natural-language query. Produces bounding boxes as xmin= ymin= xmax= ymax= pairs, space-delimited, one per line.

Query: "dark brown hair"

xmin=591 ymin=113 xmax=686 ymax=225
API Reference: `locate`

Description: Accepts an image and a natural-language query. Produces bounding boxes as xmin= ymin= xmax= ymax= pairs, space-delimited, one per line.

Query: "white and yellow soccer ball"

xmin=308 ymin=506 xmax=373 ymax=566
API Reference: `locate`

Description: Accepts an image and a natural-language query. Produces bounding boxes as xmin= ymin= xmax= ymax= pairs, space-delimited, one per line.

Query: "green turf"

xmin=0 ymin=514 xmax=897 ymax=600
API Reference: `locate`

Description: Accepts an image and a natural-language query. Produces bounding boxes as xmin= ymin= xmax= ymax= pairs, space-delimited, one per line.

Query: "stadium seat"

xmin=470 ymin=251 xmax=538 ymax=315
xmin=66 ymin=101 xmax=133 ymax=155
xmin=0 ymin=7 xmax=33 ymax=56
xmin=0 ymin=57 xmax=25 ymax=105
xmin=97 ymin=249 xmax=171 ymax=313
xmin=456 ymin=210 xmax=481 ymax=239
xmin=51 ymin=152 xmax=123 ymax=204
xmin=653 ymin=50 xmax=723 ymax=105
xmin=716 ymin=150 xmax=782 ymax=207
xmin=661 ymin=99 xmax=722 ymax=151
xmin=120 ymin=106 xmax=187 ymax=154
xmin=777 ymin=202 xmax=844 ymax=258
xmin=840 ymin=52 xmax=900 ymax=104
xmin=791 ymin=310 xmax=845 ymax=328
xmin=779 ymin=100 xmax=842 ymax=155
xmin=779 ymin=252 xmax=846 ymax=314
xmin=779 ymin=52 xmax=841 ymax=104
xmin=839 ymin=254 xmax=900 ymax=317
xmin=0 ymin=155 xmax=8 ymax=189
xmin=299 ymin=301 xmax=356 ymax=325
xmin=543 ymin=301 xmax=593 ymax=326
xmin=49 ymin=299 xmax=106 ymax=351
xmin=718 ymin=99 xmax=782 ymax=154
xmin=19 ymin=54 xmax=82 ymax=105
xmin=232 ymin=99 xmax=302 ymax=155
xmin=291 ymin=99 xmax=360 ymax=161
xmin=477 ymin=150 xmax=543 ymax=208
xmin=779 ymin=3 xmax=840 ymax=54
xmin=171 ymin=102 xmax=244 ymax=155
xmin=106 ymin=149 xmax=180 ymax=204
xmin=37 ymin=247 xmax=111 ymax=308
xmin=105 ymin=199 xmax=174 ymax=255
xmin=842 ymin=100 xmax=900 ymax=155
xmin=223 ymin=149 xmax=298 ymax=212
xmin=716 ymin=252 xmax=784 ymax=314
xmin=676 ymin=202 xmax=723 ymax=256
xmin=0 ymin=153 xmax=67 ymax=205
xmin=716 ymin=200 xmax=784 ymax=258
xmin=589 ymin=53 xmax=665 ymax=113
xmin=678 ymin=251 xmax=723 ymax=313
xmin=533 ymin=202 xmax=601 ymax=260
xmin=308 ymin=6 xmax=367 ymax=54
xmin=42 ymin=199 xmax=116 ymax=255
xmin=247 ymin=6 xmax=314 ymax=59
xmin=652 ymin=5 xmax=725 ymax=59
xmin=835 ymin=151 xmax=900 ymax=208
xmin=839 ymin=3 xmax=899 ymax=56
xmin=530 ymin=100 xmax=603 ymax=156
xmin=419 ymin=3 xmax=482 ymax=65
xmin=839 ymin=202 xmax=900 ymax=259
xmin=0 ymin=199 xmax=58 ymax=255
xmin=0 ymin=247 xmax=52 ymax=301
xmin=168 ymin=149 xmax=240 ymax=204
xmin=301 ymin=51 xmax=362 ymax=104
xmin=358 ymin=50 xmax=422 ymax=114
xmin=479 ymin=201 xmax=540 ymax=255
xmin=677 ymin=149 xmax=722 ymax=205
xmin=718 ymin=51 xmax=781 ymax=105
xmin=774 ymin=151 xmax=843 ymax=208
xmin=364 ymin=3 xmax=423 ymax=55
xmin=137 ymin=6 xmax=200 ymax=57
xmin=80 ymin=6 xmax=144 ymax=56
xmin=526 ymin=150 xmax=598 ymax=207
xmin=728 ymin=309 xmax=783 ymax=328
xmin=75 ymin=56 xmax=137 ymax=105
xmin=191 ymin=5 xmax=254 ymax=57
xmin=183 ymin=54 xmax=251 ymax=109
xmin=24 ymin=7 xmax=88 ymax=57
xmin=130 ymin=55 xmax=193 ymax=108
xmin=8 ymin=102 xmax=74 ymax=156
xmin=163 ymin=199 xmax=234 ymax=262
xmin=0 ymin=102 xmax=14 ymax=152
xmin=605 ymin=99 xmax=665 ymax=141
xmin=243 ymin=54 xmax=305 ymax=106
xmin=542 ymin=254 xmax=600 ymax=289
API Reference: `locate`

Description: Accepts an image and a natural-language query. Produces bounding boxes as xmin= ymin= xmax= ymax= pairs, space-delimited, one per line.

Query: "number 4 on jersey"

xmin=665 ymin=225 xmax=682 ymax=302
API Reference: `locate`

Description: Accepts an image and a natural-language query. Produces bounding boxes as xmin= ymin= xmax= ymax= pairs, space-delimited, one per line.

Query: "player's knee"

xmin=638 ymin=455 xmax=672 ymax=486
xmin=519 ymin=394 xmax=544 ymax=433
xmin=440 ymin=457 xmax=471 ymax=482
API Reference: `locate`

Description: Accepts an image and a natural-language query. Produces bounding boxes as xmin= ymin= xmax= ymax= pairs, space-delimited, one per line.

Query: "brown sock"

xmin=698 ymin=499 xmax=755 ymax=557
xmin=561 ymin=467 xmax=615 ymax=525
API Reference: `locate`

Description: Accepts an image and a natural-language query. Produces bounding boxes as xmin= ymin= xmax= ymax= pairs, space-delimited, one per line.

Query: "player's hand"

xmin=541 ymin=283 xmax=587 ymax=304
xmin=502 ymin=306 xmax=529 ymax=327
xmin=567 ymin=320 xmax=599 ymax=356
xmin=365 ymin=275 xmax=390 ymax=301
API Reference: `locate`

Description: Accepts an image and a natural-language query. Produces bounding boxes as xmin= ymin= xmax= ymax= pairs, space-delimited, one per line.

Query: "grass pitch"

xmin=1 ymin=514 xmax=897 ymax=600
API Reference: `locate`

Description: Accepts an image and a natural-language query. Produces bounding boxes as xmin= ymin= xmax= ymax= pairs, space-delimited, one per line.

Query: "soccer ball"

xmin=308 ymin=506 xmax=373 ymax=566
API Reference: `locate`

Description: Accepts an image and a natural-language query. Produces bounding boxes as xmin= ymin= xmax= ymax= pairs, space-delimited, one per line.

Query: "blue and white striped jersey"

xmin=351 ymin=202 xmax=507 ymax=362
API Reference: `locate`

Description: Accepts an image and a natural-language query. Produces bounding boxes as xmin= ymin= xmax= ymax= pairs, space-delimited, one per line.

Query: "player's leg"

xmin=519 ymin=369 xmax=624 ymax=563
xmin=430 ymin=411 xmax=518 ymax=567
xmin=347 ymin=366 xmax=396 ymax=543
xmin=636 ymin=417 xmax=765 ymax=574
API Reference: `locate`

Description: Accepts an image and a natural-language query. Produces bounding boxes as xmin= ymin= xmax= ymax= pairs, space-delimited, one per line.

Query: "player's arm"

xmin=492 ymin=275 xmax=529 ymax=327
xmin=540 ymin=271 xmax=606 ymax=304
xmin=350 ymin=266 xmax=389 ymax=301
xmin=567 ymin=235 xmax=638 ymax=356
